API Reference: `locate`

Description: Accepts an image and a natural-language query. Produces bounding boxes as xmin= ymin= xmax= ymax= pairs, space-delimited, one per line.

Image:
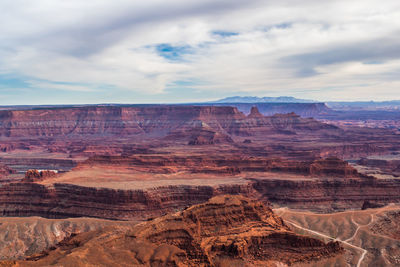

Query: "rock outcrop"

xmin=225 ymin=111 xmax=338 ymax=136
xmin=187 ymin=129 xmax=232 ymax=145
xmin=24 ymin=170 xmax=57 ymax=182
xmin=3 ymin=195 xmax=343 ymax=266
xmin=309 ymin=157 xmax=360 ymax=177
xmin=164 ymin=120 xmax=234 ymax=145
xmin=0 ymin=164 xmax=14 ymax=177
xmin=247 ymin=106 xmax=264 ymax=118
xmin=370 ymin=210 xmax=400 ymax=240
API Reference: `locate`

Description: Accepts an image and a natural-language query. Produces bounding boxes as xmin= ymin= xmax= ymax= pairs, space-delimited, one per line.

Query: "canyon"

xmin=0 ymin=104 xmax=400 ymax=265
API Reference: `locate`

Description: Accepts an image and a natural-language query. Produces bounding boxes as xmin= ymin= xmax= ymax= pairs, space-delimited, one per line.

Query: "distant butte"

xmin=247 ymin=106 xmax=264 ymax=118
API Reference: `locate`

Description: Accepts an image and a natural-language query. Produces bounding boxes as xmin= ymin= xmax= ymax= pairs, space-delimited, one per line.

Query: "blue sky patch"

xmin=363 ymin=60 xmax=384 ymax=65
xmin=0 ymin=74 xmax=30 ymax=90
xmin=212 ymin=31 xmax=239 ymax=37
xmin=155 ymin=43 xmax=192 ymax=61
xmin=261 ymin=22 xmax=293 ymax=32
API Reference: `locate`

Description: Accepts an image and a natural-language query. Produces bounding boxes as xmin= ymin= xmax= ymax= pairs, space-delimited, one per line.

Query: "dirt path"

xmin=276 ymin=205 xmax=400 ymax=267
xmin=285 ymin=219 xmax=367 ymax=267
xmin=344 ymin=212 xmax=371 ymax=243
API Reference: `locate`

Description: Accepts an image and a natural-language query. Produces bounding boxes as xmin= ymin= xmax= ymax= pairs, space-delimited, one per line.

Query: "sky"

xmin=1 ymin=0 xmax=400 ymax=104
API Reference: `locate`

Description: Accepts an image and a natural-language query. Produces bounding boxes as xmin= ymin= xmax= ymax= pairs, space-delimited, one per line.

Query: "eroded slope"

xmin=2 ymin=195 xmax=342 ymax=267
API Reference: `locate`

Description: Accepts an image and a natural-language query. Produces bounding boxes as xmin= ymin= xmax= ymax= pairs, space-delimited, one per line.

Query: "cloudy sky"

xmin=1 ymin=0 xmax=400 ymax=104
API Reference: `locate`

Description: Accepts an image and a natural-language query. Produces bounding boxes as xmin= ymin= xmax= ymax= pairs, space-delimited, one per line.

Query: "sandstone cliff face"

xmin=224 ymin=111 xmax=337 ymax=136
xmin=0 ymin=153 xmax=384 ymax=221
xmin=358 ymin=158 xmax=400 ymax=177
xmin=309 ymin=157 xmax=360 ymax=177
xmin=320 ymin=145 xmax=382 ymax=159
xmin=3 ymin=195 xmax=342 ymax=266
xmin=80 ymin=155 xmax=365 ymax=178
xmin=253 ymin=178 xmax=400 ymax=212
xmin=1 ymin=174 xmax=399 ymax=220
xmin=0 ymin=182 xmax=254 ymax=220
xmin=0 ymin=106 xmax=336 ymax=139
xmin=164 ymin=120 xmax=234 ymax=145
xmin=0 ymin=106 xmax=241 ymax=138
xmin=2 ymin=105 xmax=397 ymax=163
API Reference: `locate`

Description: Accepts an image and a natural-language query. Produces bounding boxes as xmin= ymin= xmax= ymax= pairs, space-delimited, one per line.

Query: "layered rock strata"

xmin=2 ymin=195 xmax=343 ymax=266
xmin=2 ymin=175 xmax=400 ymax=219
xmin=1 ymin=105 xmax=399 ymax=162
xmin=357 ymin=158 xmax=400 ymax=177
xmin=0 ymin=182 xmax=254 ymax=220
xmin=253 ymin=177 xmax=400 ymax=212
xmin=0 ymin=106 xmax=335 ymax=139
xmin=81 ymin=155 xmax=367 ymax=178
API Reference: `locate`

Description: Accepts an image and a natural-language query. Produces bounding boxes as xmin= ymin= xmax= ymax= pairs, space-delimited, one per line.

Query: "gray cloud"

xmin=284 ymin=35 xmax=400 ymax=77
xmin=3 ymin=0 xmax=261 ymax=57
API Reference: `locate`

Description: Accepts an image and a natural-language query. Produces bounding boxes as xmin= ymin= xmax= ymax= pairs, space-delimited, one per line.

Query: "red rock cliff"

xmin=0 ymin=106 xmax=336 ymax=139
xmin=0 ymin=182 xmax=254 ymax=220
xmin=1 ymin=175 xmax=400 ymax=219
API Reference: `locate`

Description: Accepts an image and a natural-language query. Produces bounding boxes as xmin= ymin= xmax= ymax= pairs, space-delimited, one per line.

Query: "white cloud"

xmin=27 ymin=81 xmax=96 ymax=92
xmin=0 ymin=0 xmax=400 ymax=102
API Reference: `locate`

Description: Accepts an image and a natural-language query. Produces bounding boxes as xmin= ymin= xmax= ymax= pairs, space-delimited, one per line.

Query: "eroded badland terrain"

xmin=1 ymin=103 xmax=400 ymax=266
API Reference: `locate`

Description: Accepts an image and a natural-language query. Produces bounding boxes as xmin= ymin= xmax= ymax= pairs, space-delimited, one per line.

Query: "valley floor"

xmin=275 ymin=205 xmax=400 ymax=266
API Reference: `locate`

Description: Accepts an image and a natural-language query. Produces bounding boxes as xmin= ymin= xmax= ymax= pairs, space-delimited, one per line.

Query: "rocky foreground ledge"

xmin=1 ymin=195 xmax=343 ymax=267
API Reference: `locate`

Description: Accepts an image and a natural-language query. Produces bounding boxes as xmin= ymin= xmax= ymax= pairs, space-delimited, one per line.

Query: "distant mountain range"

xmin=211 ymin=96 xmax=400 ymax=111
xmin=212 ymin=96 xmax=317 ymax=103
xmin=327 ymin=101 xmax=400 ymax=110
